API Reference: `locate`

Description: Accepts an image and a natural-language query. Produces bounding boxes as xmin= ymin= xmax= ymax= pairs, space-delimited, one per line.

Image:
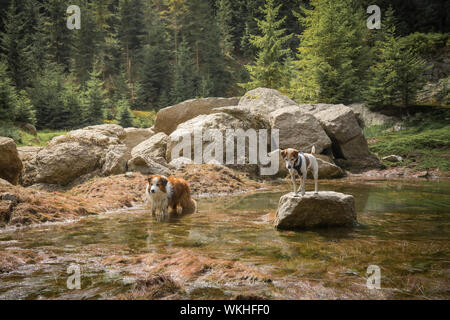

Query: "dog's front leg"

xmin=150 ymin=202 xmax=156 ymax=216
xmin=290 ymin=171 xmax=297 ymax=194
xmin=301 ymin=175 xmax=306 ymax=196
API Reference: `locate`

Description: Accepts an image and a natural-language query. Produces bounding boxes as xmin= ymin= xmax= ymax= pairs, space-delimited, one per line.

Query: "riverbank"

xmin=0 ymin=164 xmax=264 ymax=229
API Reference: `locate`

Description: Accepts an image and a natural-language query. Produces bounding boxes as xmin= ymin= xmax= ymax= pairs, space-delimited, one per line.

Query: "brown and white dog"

xmin=281 ymin=146 xmax=319 ymax=196
xmin=145 ymin=175 xmax=197 ymax=216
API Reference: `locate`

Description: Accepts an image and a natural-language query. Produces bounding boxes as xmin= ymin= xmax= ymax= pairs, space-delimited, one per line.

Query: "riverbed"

xmin=0 ymin=180 xmax=449 ymax=300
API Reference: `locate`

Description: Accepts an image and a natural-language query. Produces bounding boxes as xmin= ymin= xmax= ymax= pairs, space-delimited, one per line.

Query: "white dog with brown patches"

xmin=145 ymin=175 xmax=197 ymax=216
xmin=281 ymin=146 xmax=319 ymax=196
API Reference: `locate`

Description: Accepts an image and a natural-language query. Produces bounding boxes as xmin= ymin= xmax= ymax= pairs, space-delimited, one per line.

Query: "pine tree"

xmin=137 ymin=1 xmax=172 ymax=109
xmin=217 ymin=0 xmax=234 ymax=55
xmin=117 ymin=0 xmax=145 ymax=99
xmin=365 ymin=8 xmax=427 ymax=108
xmin=0 ymin=61 xmax=17 ymax=122
xmin=29 ymin=64 xmax=80 ymax=129
xmin=0 ymin=0 xmax=34 ymax=89
xmin=83 ymin=68 xmax=106 ymax=125
xmin=43 ymin=0 xmax=73 ymax=69
xmin=14 ymin=90 xmax=36 ymax=125
xmin=290 ymin=0 xmax=371 ymax=103
xmin=116 ymin=98 xmax=134 ymax=128
xmin=71 ymin=0 xmax=102 ymax=83
xmin=239 ymin=0 xmax=293 ymax=91
xmin=182 ymin=0 xmax=230 ymax=96
xmin=171 ymin=40 xmax=197 ymax=103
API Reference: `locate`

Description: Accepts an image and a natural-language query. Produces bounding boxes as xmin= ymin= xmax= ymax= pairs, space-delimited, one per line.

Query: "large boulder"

xmin=166 ymin=112 xmax=258 ymax=163
xmin=128 ymin=133 xmax=171 ymax=175
xmin=274 ymin=192 xmax=357 ymax=229
xmin=154 ymin=97 xmax=240 ymax=135
xmin=301 ymin=104 xmax=380 ymax=171
xmin=22 ymin=124 xmax=126 ymax=186
xmin=314 ymin=156 xmax=345 ymax=179
xmin=269 ymin=105 xmax=331 ymax=153
xmin=303 ymin=104 xmax=362 ymax=144
xmin=123 ymin=127 xmax=155 ymax=152
xmin=49 ymin=124 xmax=125 ymax=147
xmin=236 ymin=88 xmax=298 ymax=121
xmin=102 ymin=144 xmax=130 ymax=176
xmin=0 ymin=137 xmax=23 ymax=185
xmin=348 ymin=103 xmax=395 ymax=127
xmin=17 ymin=146 xmax=42 ymax=186
xmin=33 ymin=142 xmax=104 ymax=185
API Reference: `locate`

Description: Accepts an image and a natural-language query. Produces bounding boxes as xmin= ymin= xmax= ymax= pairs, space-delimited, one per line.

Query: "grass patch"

xmin=131 ymin=110 xmax=157 ymax=128
xmin=18 ymin=129 xmax=67 ymax=147
xmin=368 ymin=112 xmax=450 ymax=172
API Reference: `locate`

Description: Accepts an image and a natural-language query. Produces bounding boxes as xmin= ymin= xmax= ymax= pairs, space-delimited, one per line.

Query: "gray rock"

xmin=18 ymin=146 xmax=42 ymax=187
xmin=274 ymin=191 xmax=357 ymax=229
xmin=166 ymin=112 xmax=257 ymax=163
xmin=34 ymin=142 xmax=103 ymax=185
xmin=127 ymin=132 xmax=171 ymax=175
xmin=169 ymin=157 xmax=193 ymax=169
xmin=123 ymin=127 xmax=155 ymax=152
xmin=102 ymin=144 xmax=130 ymax=175
xmin=20 ymin=124 xmax=128 ymax=186
xmin=305 ymin=104 xmax=362 ymax=144
xmin=154 ymin=97 xmax=240 ymax=135
xmin=238 ymin=88 xmax=298 ymax=120
xmin=0 ymin=137 xmax=23 ymax=185
xmin=269 ymin=105 xmax=331 ymax=153
xmin=348 ymin=103 xmax=395 ymax=127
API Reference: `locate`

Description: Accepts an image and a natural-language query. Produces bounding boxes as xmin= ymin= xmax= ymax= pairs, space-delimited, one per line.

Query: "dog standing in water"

xmin=145 ymin=175 xmax=197 ymax=216
xmin=281 ymin=146 xmax=319 ymax=196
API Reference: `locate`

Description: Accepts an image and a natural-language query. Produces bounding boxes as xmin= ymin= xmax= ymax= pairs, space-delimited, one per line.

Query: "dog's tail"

xmin=311 ymin=145 xmax=316 ymax=154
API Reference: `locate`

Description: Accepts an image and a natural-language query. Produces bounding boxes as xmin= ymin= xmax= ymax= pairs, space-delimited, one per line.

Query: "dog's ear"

xmin=160 ymin=176 xmax=168 ymax=187
xmin=292 ymin=150 xmax=299 ymax=159
xmin=147 ymin=176 xmax=154 ymax=183
xmin=280 ymin=149 xmax=287 ymax=159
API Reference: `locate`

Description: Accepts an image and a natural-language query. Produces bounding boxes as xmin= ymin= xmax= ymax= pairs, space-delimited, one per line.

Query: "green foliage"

xmin=115 ymin=98 xmax=134 ymax=128
xmin=14 ymin=90 xmax=36 ymax=124
xmin=131 ymin=110 xmax=156 ymax=128
xmin=18 ymin=129 xmax=68 ymax=147
xmin=0 ymin=0 xmax=41 ymax=89
xmin=0 ymin=61 xmax=17 ymax=122
xmin=364 ymin=9 xmax=428 ymax=108
xmin=0 ymin=61 xmax=36 ymax=125
xmin=401 ymin=32 xmax=449 ymax=57
xmin=0 ymin=121 xmax=21 ymax=142
xmin=217 ymin=0 xmax=234 ymax=55
xmin=171 ymin=40 xmax=197 ymax=104
xmin=82 ymin=68 xmax=106 ymax=125
xmin=289 ymin=0 xmax=371 ymax=104
xmin=29 ymin=64 xmax=82 ymax=129
xmin=239 ymin=0 xmax=293 ymax=91
xmin=368 ymin=112 xmax=450 ymax=171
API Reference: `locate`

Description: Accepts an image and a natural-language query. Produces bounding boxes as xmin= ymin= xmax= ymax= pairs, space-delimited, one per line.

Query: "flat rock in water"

xmin=274 ymin=191 xmax=357 ymax=229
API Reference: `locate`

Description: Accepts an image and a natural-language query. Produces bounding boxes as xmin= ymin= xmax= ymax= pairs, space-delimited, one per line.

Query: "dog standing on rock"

xmin=281 ymin=146 xmax=319 ymax=196
xmin=145 ymin=175 xmax=197 ymax=216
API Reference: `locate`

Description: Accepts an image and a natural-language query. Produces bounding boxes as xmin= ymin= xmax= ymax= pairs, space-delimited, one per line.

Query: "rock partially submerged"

xmin=274 ymin=192 xmax=357 ymax=229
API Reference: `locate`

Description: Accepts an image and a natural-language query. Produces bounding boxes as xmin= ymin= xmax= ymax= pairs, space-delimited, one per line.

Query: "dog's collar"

xmin=294 ymin=154 xmax=303 ymax=175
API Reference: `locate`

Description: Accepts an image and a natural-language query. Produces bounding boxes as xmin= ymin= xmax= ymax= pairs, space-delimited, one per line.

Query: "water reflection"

xmin=0 ymin=180 xmax=449 ymax=299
